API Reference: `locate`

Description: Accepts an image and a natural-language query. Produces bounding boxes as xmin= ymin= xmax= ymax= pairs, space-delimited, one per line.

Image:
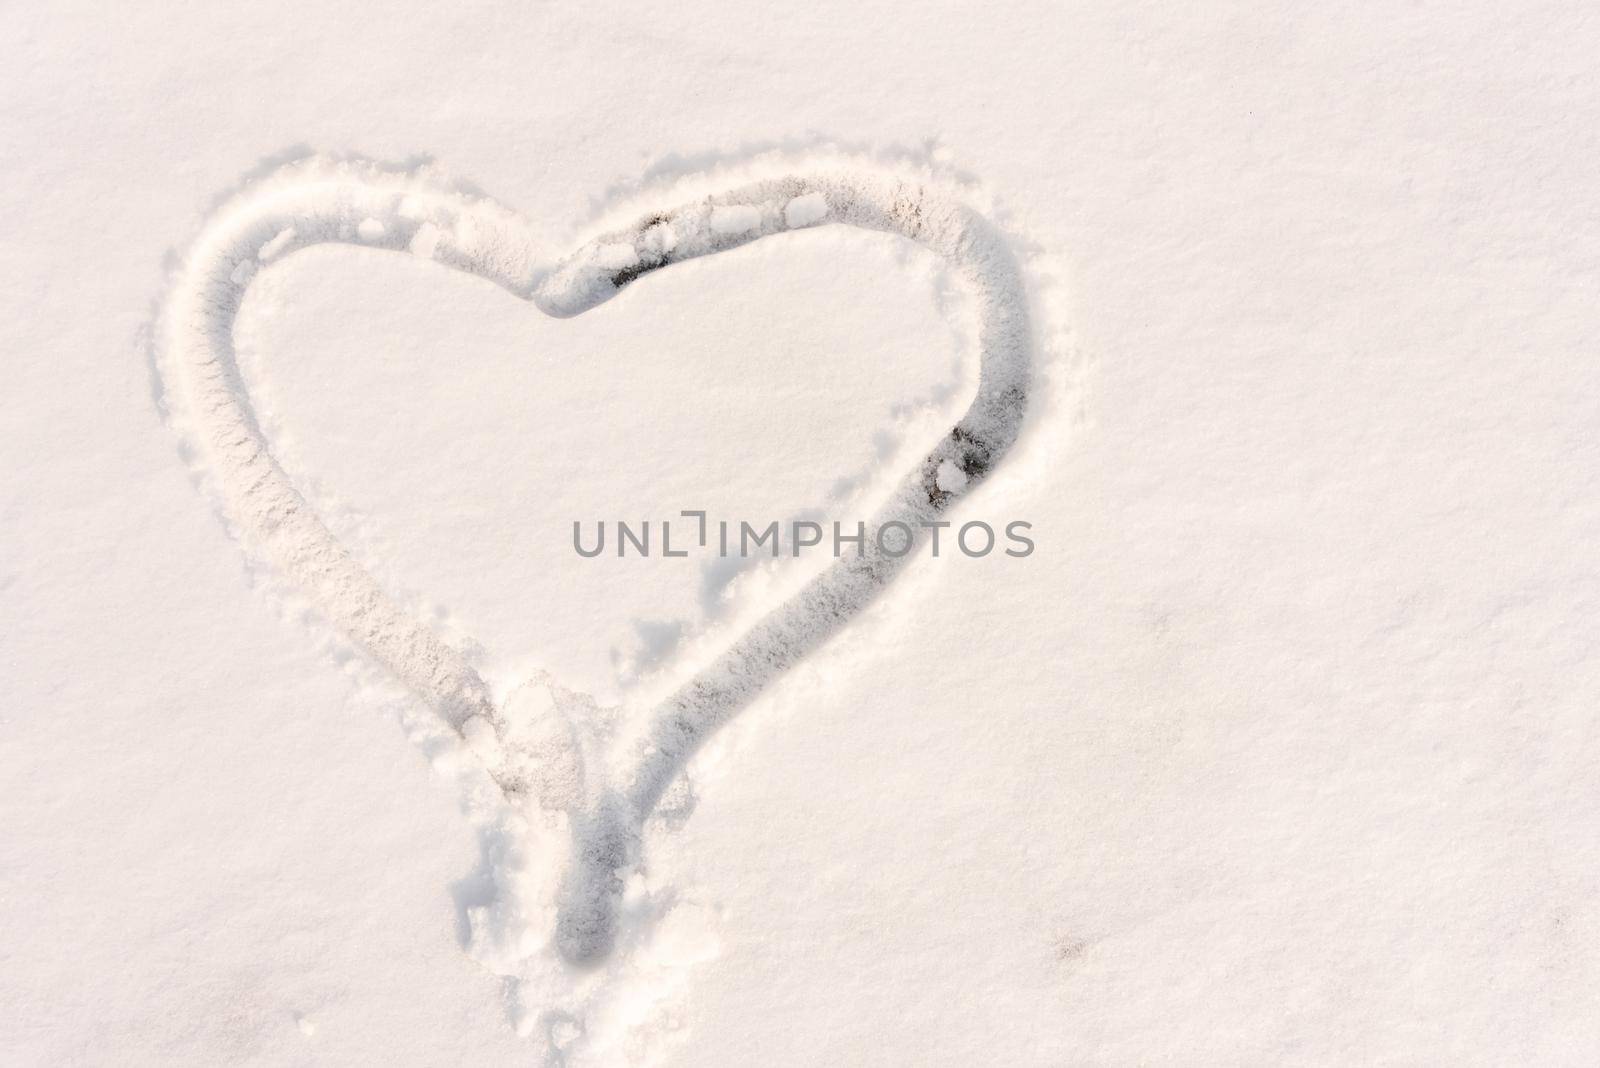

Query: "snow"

xmin=783 ymin=192 xmax=828 ymax=228
xmin=708 ymin=205 xmax=761 ymax=235
xmin=258 ymin=226 xmax=297 ymax=261
xmin=159 ymin=154 xmax=1033 ymax=977
xmin=407 ymin=220 xmax=441 ymax=259
xmin=935 ymin=458 xmax=969 ymax=493
xmin=4 ymin=2 xmax=1600 ymax=1066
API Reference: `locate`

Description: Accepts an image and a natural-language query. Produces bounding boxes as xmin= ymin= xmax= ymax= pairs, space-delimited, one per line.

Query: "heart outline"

xmin=158 ymin=154 xmax=1033 ymax=963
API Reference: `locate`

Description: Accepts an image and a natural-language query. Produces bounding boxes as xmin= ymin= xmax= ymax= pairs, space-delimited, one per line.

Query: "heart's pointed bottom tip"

xmin=553 ymin=801 xmax=636 ymax=966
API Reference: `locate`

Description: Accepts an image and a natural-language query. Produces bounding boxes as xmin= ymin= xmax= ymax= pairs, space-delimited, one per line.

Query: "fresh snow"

xmin=3 ymin=3 xmax=1599 ymax=1066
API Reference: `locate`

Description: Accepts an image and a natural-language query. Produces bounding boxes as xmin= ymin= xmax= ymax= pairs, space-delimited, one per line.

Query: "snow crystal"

xmin=709 ymin=204 xmax=761 ymax=234
xmin=408 ymin=221 xmax=441 ymax=259
xmin=461 ymin=714 xmax=502 ymax=762
xmin=935 ymin=458 xmax=968 ymax=493
xmin=784 ymin=192 xmax=828 ymax=227
xmin=639 ymin=221 xmax=677 ymax=257
xmin=596 ymin=242 xmax=639 ymax=269
xmin=257 ymin=226 xmax=295 ymax=261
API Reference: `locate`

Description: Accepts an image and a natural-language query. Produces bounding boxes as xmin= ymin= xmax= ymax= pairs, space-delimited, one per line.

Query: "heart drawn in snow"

xmin=158 ymin=154 xmax=1032 ymax=966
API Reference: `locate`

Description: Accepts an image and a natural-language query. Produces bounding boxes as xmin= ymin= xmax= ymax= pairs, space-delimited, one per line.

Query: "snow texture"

xmin=5 ymin=3 xmax=1599 ymax=1065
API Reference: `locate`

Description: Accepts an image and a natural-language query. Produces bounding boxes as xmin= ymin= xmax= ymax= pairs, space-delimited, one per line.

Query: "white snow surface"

xmin=3 ymin=3 xmax=1600 ymax=1066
